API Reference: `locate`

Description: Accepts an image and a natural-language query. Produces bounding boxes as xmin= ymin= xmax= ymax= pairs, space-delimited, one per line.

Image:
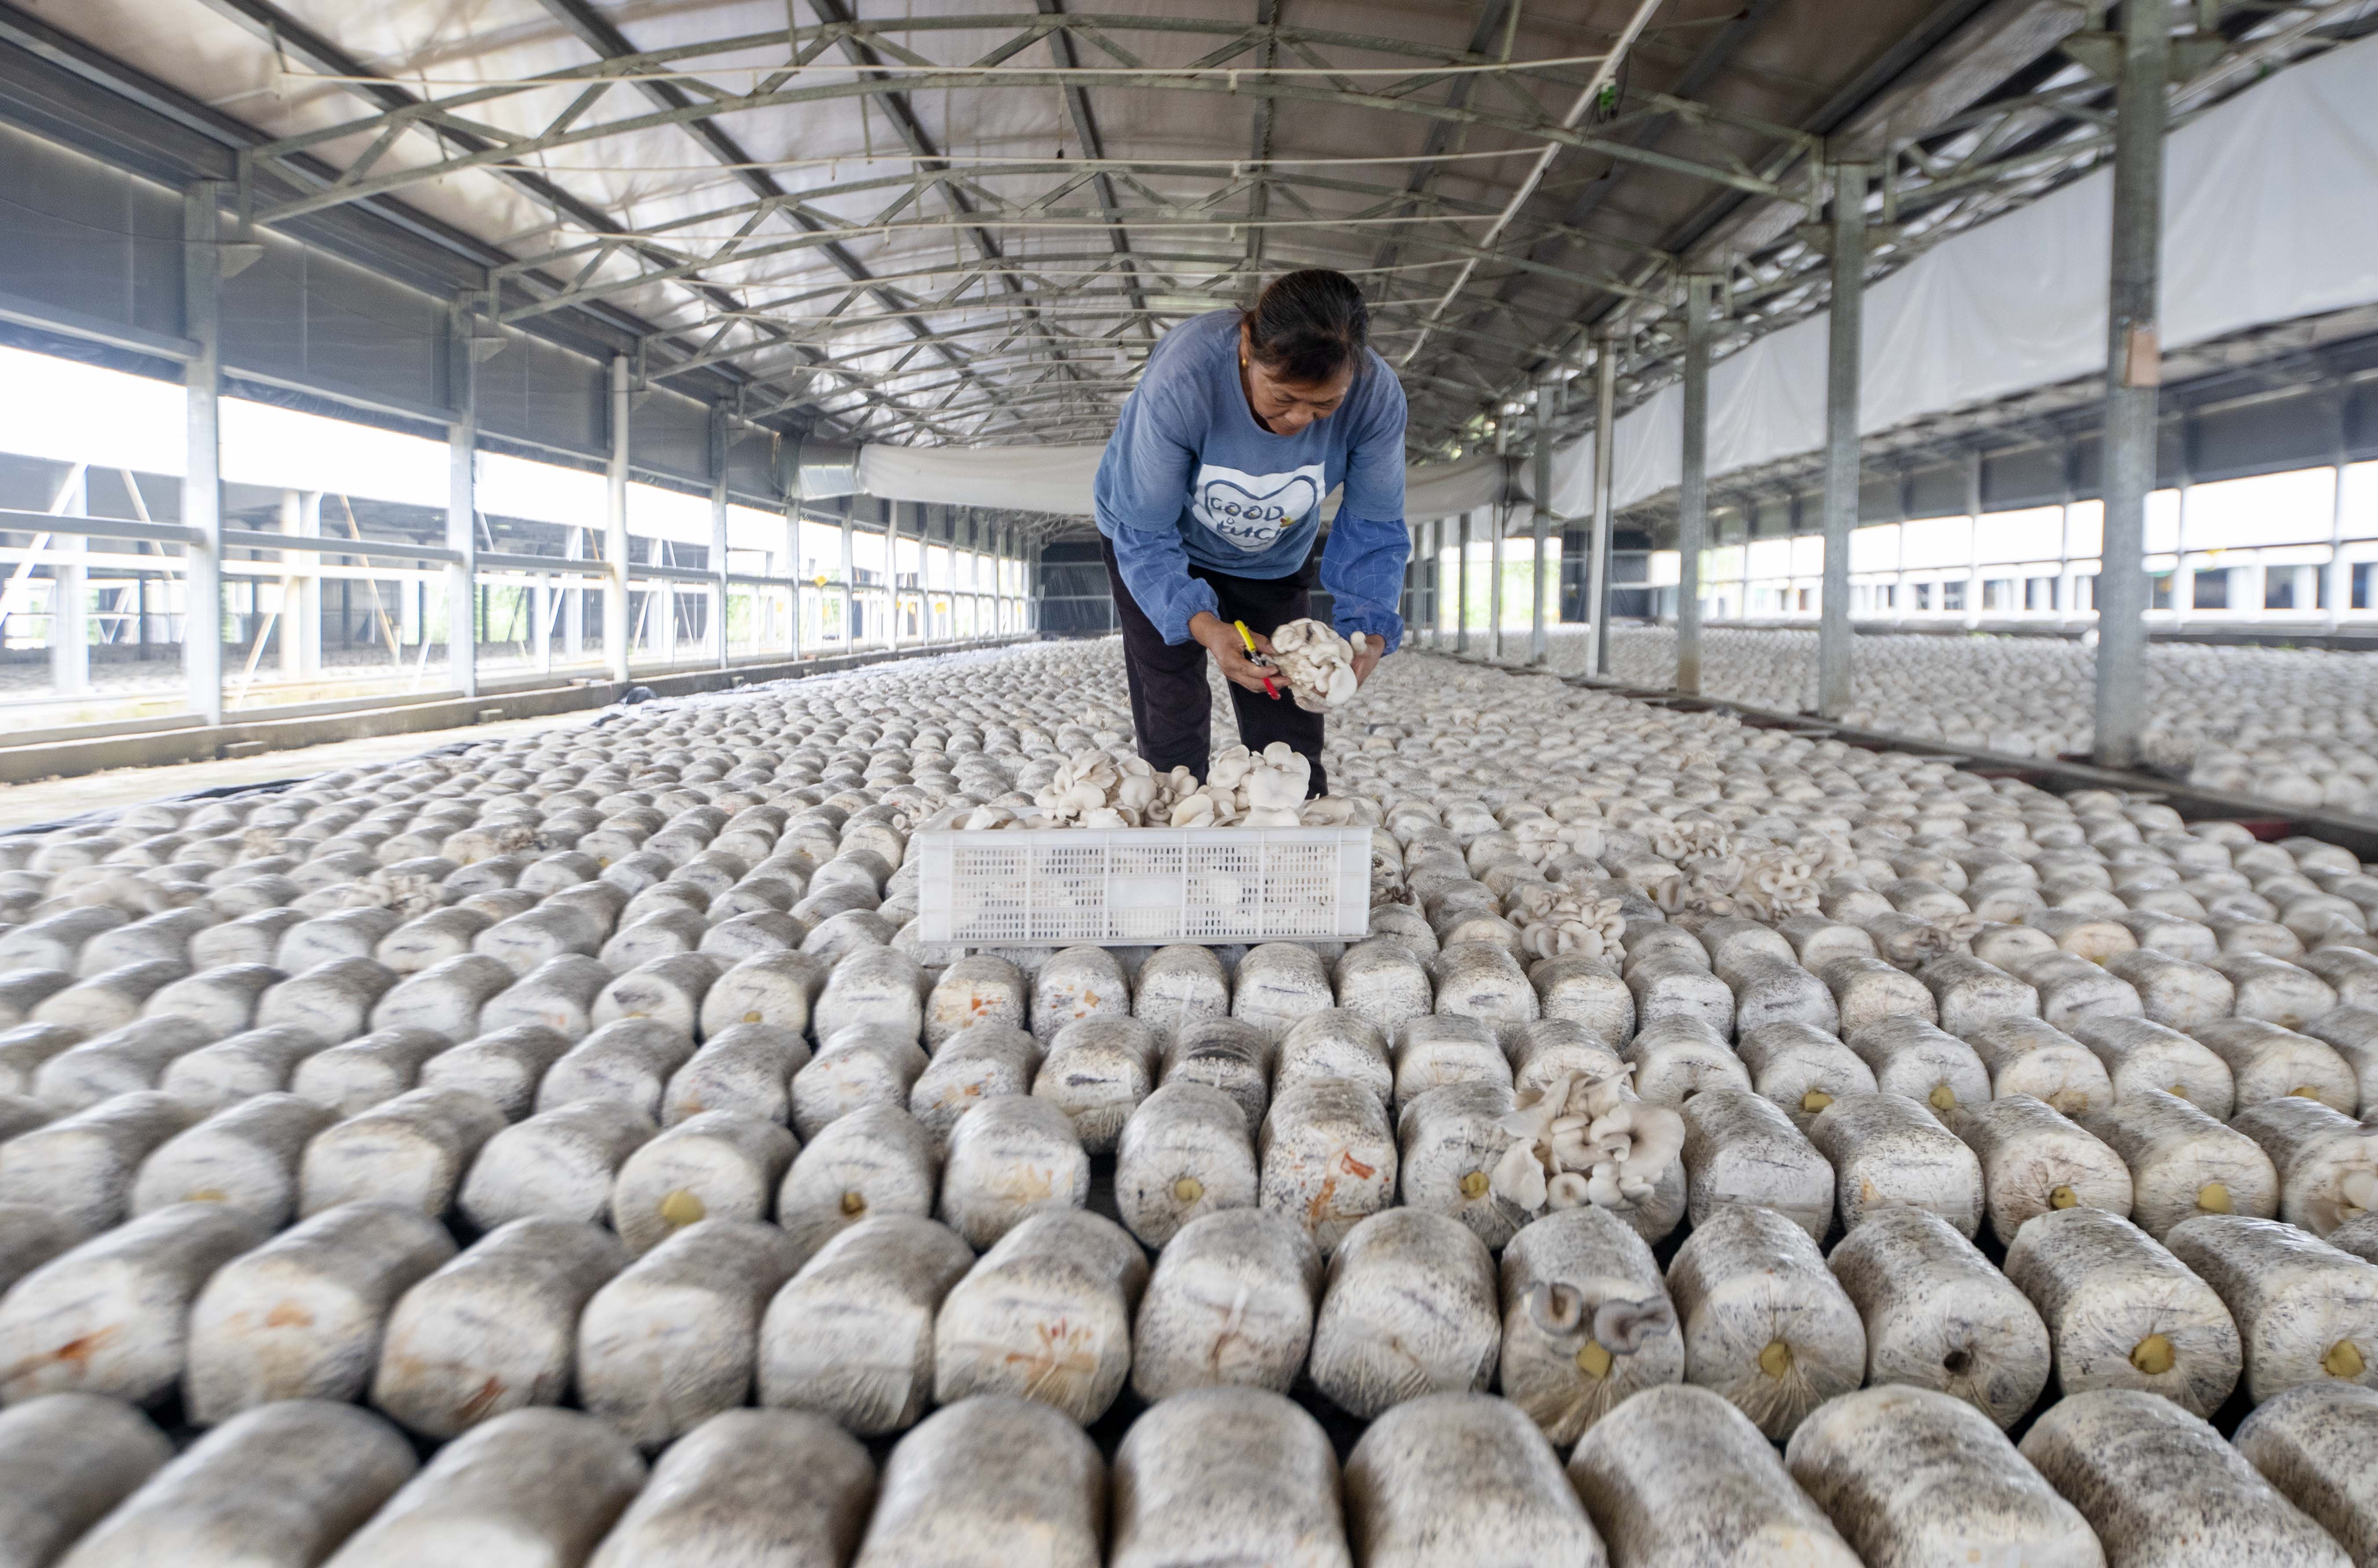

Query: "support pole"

xmin=276 ymin=489 xmax=302 ymax=683
xmin=1417 ymin=518 xmax=1436 ymax=646
xmin=2092 ymin=0 xmax=2167 ymax=769
xmin=1677 ymin=274 xmax=1719 ymax=695
xmin=652 ymin=538 xmax=675 ymax=665
xmin=839 ymin=507 xmax=856 ymax=648
xmin=1965 ymin=449 xmax=1985 ymax=629
xmin=51 ymin=466 xmax=87 ymax=697
xmin=447 ymin=319 xmax=479 ymax=699
xmin=295 ymin=492 xmax=322 ymax=680
xmin=605 ymin=354 xmax=631 ymax=684
xmin=183 ymin=182 xmax=225 ymax=726
xmin=710 ymin=405 xmax=731 ymax=670
xmin=1455 ymin=511 xmax=1472 ymax=655
xmin=1590 ymin=335 xmax=1618 ymax=676
xmin=1530 ymin=375 xmax=1557 ymax=665
xmin=887 ymin=500 xmax=904 ymax=653
xmin=2329 ymin=436 xmax=2349 ymax=632
xmin=564 ymin=529 xmax=584 ymax=659
xmin=1490 ymin=428 xmax=1509 ymax=662
xmin=1818 ymin=164 xmax=1868 ymax=718
xmin=784 ymin=451 xmax=803 ymax=660
xmin=1402 ymin=522 xmax=1417 ymax=634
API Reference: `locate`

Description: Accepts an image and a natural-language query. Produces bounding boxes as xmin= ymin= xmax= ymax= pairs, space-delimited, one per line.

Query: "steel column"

xmin=605 ymin=354 xmax=631 ymax=684
xmin=784 ymin=456 xmax=803 ymax=659
xmin=1455 ymin=511 xmax=1472 ymax=654
xmin=1417 ymin=518 xmax=1436 ymax=646
xmin=1677 ymin=274 xmax=1719 ymax=696
xmin=2092 ymin=0 xmax=2167 ymax=769
xmin=182 ymin=183 xmax=225 ymax=726
xmin=447 ymin=325 xmax=479 ymax=699
xmin=50 ymin=466 xmax=87 ymax=697
xmin=1490 ymin=428 xmax=1508 ymax=662
xmin=887 ymin=500 xmax=904 ymax=652
xmin=276 ymin=490 xmax=302 ymax=682
xmin=1589 ymin=337 xmax=1617 ymax=677
xmin=1818 ymin=164 xmax=1867 ymax=718
xmin=710 ymin=405 xmax=731 ymax=669
xmin=652 ymin=537 xmax=675 ymax=664
xmin=564 ymin=529 xmax=584 ymax=658
xmin=1401 ymin=523 xmax=1417 ymax=635
xmin=1529 ymin=375 xmax=1557 ymax=665
xmin=839 ymin=508 xmax=856 ymax=647
xmin=296 ymin=492 xmax=323 ymax=680
xmin=2330 ymin=450 xmax=2349 ymax=631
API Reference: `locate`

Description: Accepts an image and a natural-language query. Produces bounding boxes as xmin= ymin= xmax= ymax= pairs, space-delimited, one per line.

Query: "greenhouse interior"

xmin=1 ymin=0 xmax=2378 ymax=1564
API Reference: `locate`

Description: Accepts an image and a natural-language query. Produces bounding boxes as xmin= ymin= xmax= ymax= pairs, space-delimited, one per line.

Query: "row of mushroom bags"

xmin=1594 ymin=623 xmax=2378 ymax=810
xmin=0 ymin=639 xmax=2372 ymax=1565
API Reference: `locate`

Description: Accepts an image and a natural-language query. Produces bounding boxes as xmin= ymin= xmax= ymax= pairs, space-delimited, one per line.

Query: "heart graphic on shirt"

xmin=1191 ymin=462 xmax=1326 ymax=552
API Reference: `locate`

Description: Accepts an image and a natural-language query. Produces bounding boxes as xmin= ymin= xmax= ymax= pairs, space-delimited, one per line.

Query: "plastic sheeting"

xmin=855 ymin=442 xmax=1101 ymax=515
xmin=1543 ymin=28 xmax=2378 ymax=519
xmin=854 ymin=435 xmax=1509 ymax=522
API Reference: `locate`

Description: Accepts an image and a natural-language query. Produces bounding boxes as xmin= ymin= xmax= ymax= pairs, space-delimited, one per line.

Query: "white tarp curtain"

xmin=1543 ymin=28 xmax=2378 ymax=518
xmin=856 ymin=437 xmax=1508 ymax=522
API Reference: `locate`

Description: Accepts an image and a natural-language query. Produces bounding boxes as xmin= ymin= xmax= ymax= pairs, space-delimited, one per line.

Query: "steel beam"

xmin=1676 ymin=273 xmax=1718 ymax=695
xmin=2091 ymin=0 xmax=2166 ymax=771
xmin=606 ymin=354 xmax=631 ymax=684
xmin=1588 ymin=333 xmax=1618 ymax=676
xmin=252 ymin=60 xmax=1798 ymax=230
xmin=183 ymin=183 xmax=225 ymax=727
xmin=1817 ymin=163 xmax=1867 ymax=720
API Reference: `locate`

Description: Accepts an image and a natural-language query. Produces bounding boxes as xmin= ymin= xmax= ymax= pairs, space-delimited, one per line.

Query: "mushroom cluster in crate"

xmin=1 ymin=636 xmax=2377 ymax=1566
xmin=1581 ymin=623 xmax=2378 ymax=813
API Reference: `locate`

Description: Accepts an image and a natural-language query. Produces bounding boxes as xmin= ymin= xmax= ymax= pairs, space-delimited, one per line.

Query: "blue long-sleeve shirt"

xmin=1093 ymin=309 xmax=1410 ymax=652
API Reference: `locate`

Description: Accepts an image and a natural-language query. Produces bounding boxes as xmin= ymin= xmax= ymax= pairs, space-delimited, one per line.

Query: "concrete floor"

xmin=0 ymin=706 xmax=606 ymax=832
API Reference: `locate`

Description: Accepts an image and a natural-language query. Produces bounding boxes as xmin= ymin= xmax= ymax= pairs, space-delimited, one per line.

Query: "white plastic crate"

xmin=914 ymin=826 xmax=1374 ymax=949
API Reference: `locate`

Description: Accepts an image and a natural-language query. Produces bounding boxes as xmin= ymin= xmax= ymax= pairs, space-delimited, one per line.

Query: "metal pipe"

xmin=2092 ymin=0 xmax=2167 ymax=769
xmin=1455 ymin=510 xmax=1472 ymax=655
xmin=1589 ymin=334 xmax=1617 ymax=676
xmin=1398 ymin=0 xmax=1668 ymax=368
xmin=447 ymin=319 xmax=479 ymax=699
xmin=564 ymin=525 xmax=584 ymax=657
xmin=183 ymin=183 xmax=225 ymax=726
xmin=1490 ymin=428 xmax=1508 ymax=663
xmin=1676 ymin=273 xmax=1718 ymax=695
xmin=711 ymin=405 xmax=732 ymax=670
xmin=839 ymin=506 xmax=856 ymax=647
xmin=50 ymin=467 xmax=87 ymax=697
xmin=1530 ymin=375 xmax=1557 ymax=665
xmin=784 ymin=450 xmax=804 ymax=659
xmin=888 ymin=499 xmax=904 ymax=653
xmin=1818 ymin=163 xmax=1867 ymax=719
xmin=606 ymin=353 xmax=632 ymax=684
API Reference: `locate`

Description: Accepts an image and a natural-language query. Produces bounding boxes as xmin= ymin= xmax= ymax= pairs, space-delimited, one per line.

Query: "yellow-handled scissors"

xmin=1232 ymin=619 xmax=1279 ymax=699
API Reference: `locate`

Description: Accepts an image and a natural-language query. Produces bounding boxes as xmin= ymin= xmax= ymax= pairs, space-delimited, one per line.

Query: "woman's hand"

xmin=1188 ymin=611 xmax=1282 ymax=698
xmin=1352 ymin=642 xmax=1384 ymax=688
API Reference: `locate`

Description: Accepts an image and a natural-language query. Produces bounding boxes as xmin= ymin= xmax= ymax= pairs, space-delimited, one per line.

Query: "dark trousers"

xmin=1101 ymin=535 xmax=1328 ymax=796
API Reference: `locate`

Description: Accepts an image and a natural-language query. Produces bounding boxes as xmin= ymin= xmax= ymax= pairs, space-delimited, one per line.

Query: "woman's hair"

xmin=1242 ymin=269 xmax=1370 ymax=385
